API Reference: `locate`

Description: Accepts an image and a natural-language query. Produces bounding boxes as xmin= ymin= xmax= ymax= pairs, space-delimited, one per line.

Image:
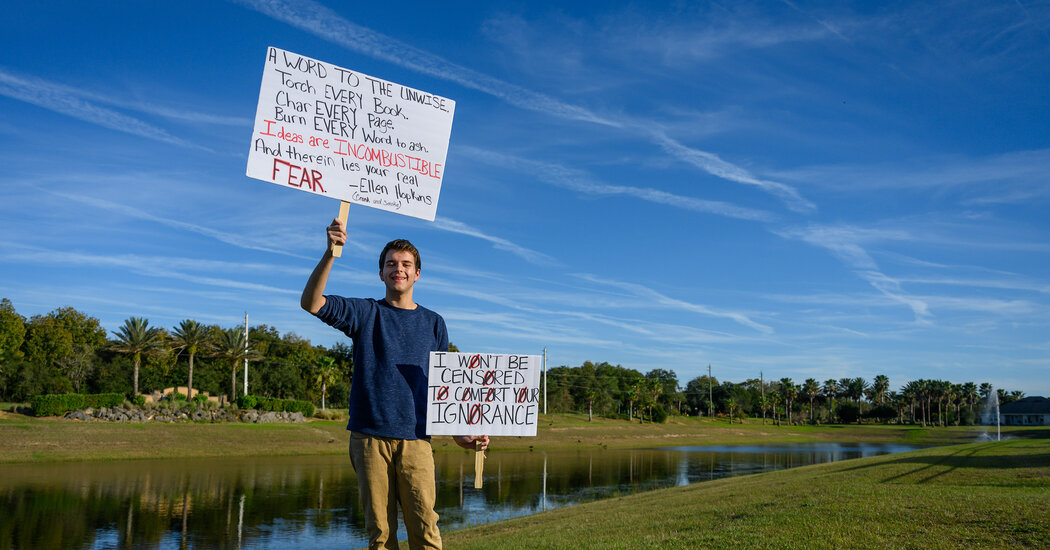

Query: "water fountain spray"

xmin=979 ymin=388 xmax=1001 ymax=442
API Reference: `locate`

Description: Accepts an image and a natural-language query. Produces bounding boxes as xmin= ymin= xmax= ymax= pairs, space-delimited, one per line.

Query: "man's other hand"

xmin=453 ymin=435 xmax=489 ymax=451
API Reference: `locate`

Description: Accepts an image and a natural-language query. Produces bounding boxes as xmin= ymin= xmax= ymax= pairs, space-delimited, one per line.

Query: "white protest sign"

xmin=246 ymin=47 xmax=455 ymax=221
xmin=426 ymin=352 xmax=542 ymax=437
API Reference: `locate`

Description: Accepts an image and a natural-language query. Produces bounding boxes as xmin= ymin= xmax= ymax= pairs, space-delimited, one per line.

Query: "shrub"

xmin=168 ymin=391 xmax=188 ymax=402
xmin=237 ymin=395 xmax=258 ymax=409
xmin=85 ymin=393 xmax=124 ymax=408
xmin=284 ymin=399 xmax=315 ymax=417
xmin=132 ymin=395 xmax=146 ymax=406
xmin=240 ymin=395 xmax=316 ymax=417
xmin=837 ymin=402 xmax=861 ymax=424
xmin=29 ymin=394 xmax=82 ymax=416
xmin=650 ymin=404 xmax=668 ymax=424
xmin=864 ymin=404 xmax=897 ymax=423
xmin=29 ymin=393 xmax=124 ymax=416
xmin=314 ymin=408 xmax=347 ymax=420
xmin=960 ymin=408 xmax=976 ymax=426
xmin=192 ymin=393 xmax=209 ymax=405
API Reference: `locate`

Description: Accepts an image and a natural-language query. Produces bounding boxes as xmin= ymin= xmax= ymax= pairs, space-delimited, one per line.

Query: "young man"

xmin=301 ymin=218 xmax=487 ymax=550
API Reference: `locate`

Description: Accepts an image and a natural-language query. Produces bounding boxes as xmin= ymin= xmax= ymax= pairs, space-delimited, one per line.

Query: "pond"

xmin=0 ymin=442 xmax=921 ymax=549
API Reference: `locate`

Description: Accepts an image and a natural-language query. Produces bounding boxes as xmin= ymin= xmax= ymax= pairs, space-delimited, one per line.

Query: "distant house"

xmin=999 ymin=396 xmax=1050 ymax=426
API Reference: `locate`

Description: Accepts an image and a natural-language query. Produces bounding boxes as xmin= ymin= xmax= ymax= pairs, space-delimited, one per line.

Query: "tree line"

xmin=0 ymin=299 xmax=1026 ymax=424
xmin=0 ymin=299 xmax=353 ymax=408
xmin=544 ymin=361 xmax=1026 ymax=426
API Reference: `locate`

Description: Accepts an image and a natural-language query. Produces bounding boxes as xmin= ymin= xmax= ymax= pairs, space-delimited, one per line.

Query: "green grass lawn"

xmin=2 ymin=409 xmax=1046 ymax=463
xmin=442 ymin=439 xmax=1050 ymax=549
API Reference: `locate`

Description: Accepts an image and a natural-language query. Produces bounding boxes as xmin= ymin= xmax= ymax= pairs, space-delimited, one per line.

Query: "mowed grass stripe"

xmin=6 ymin=411 xmax=1046 ymax=463
xmin=442 ymin=440 xmax=1050 ymax=550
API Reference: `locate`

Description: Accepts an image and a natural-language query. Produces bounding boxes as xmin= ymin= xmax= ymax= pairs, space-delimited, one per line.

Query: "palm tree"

xmin=822 ymin=379 xmax=839 ymax=423
xmin=171 ymin=319 xmax=210 ymax=400
xmin=112 ymin=317 xmax=163 ymax=396
xmin=842 ymin=377 xmax=866 ymax=420
xmin=314 ymin=355 xmax=339 ymax=411
xmin=779 ymin=378 xmax=797 ymax=424
xmin=757 ymin=394 xmax=770 ymax=425
xmin=214 ymin=327 xmax=258 ymax=404
xmin=802 ymin=378 xmax=820 ymax=423
xmin=646 ymin=378 xmax=662 ymax=422
xmin=769 ymin=392 xmax=782 ymax=425
xmin=627 ymin=382 xmax=640 ymax=421
xmin=871 ymin=375 xmax=890 ymax=406
xmin=913 ymin=379 xmax=931 ymax=427
xmin=1002 ymin=390 xmax=1025 ymax=405
xmin=949 ymin=383 xmax=963 ymax=425
xmin=901 ymin=381 xmax=920 ymax=424
xmin=979 ymin=382 xmax=993 ymax=402
xmin=887 ymin=391 xmax=904 ymax=424
xmin=583 ymin=387 xmax=598 ymax=422
xmin=725 ymin=397 xmax=738 ymax=424
xmin=933 ymin=380 xmax=952 ymax=426
xmin=636 ymin=384 xmax=654 ymax=423
xmin=961 ymin=382 xmax=979 ymax=423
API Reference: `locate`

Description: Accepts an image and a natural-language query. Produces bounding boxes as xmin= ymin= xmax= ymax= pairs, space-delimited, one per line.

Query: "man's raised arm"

xmin=300 ymin=218 xmax=347 ymax=314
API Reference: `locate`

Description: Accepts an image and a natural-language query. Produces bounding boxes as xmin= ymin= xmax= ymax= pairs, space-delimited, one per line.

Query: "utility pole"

xmin=707 ymin=364 xmax=713 ymax=418
xmin=761 ymin=370 xmax=765 ymax=424
xmin=243 ymin=313 xmax=249 ymax=396
xmin=542 ymin=347 xmax=547 ymax=415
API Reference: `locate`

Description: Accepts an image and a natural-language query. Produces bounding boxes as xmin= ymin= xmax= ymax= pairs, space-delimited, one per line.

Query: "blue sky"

xmin=1 ymin=1 xmax=1048 ymax=395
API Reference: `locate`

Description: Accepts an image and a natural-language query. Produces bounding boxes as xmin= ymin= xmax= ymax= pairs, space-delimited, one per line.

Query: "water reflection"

xmin=0 ymin=443 xmax=919 ymax=549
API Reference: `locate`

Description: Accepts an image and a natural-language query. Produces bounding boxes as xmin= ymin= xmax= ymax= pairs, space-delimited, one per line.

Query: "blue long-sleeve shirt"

xmin=315 ymin=295 xmax=448 ymax=440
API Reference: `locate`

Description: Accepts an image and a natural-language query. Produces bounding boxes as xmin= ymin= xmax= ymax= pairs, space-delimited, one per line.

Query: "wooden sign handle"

xmin=331 ymin=201 xmax=351 ymax=258
xmin=474 ymin=440 xmax=485 ymax=489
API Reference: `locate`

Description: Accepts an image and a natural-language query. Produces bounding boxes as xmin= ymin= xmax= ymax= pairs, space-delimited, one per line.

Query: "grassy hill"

xmin=443 ymin=439 xmax=1050 ymax=549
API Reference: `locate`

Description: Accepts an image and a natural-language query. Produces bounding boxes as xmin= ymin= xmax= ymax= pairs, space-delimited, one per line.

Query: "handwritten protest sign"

xmin=246 ymin=47 xmax=455 ymax=222
xmin=426 ymin=352 xmax=542 ymax=437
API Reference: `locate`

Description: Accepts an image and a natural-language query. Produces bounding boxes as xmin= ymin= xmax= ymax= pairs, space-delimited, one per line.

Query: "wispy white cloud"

xmin=234 ymin=0 xmax=813 ymax=213
xmin=101 ymin=101 xmax=250 ymax=127
xmin=772 ymin=148 xmax=1050 ymax=204
xmin=486 ymin=4 xmax=839 ymax=68
xmin=915 ymin=294 xmax=1036 ymax=316
xmin=897 ymin=276 xmax=1050 ymax=294
xmin=441 ymin=308 xmax=625 ymax=349
xmin=461 ymin=146 xmax=776 ymax=222
xmin=45 ymin=189 xmax=313 ymax=260
xmin=856 ymin=270 xmax=931 ymax=321
xmin=573 ymin=273 xmax=773 ymax=333
xmin=645 ymin=129 xmax=816 ymax=213
xmin=232 ymin=0 xmax=617 ymax=127
xmin=776 ymin=224 xmax=932 ymax=322
xmin=5 ymin=285 xmax=256 ymax=328
xmin=629 ymin=9 xmax=835 ymax=64
xmin=427 ymin=272 xmax=762 ymax=347
xmin=776 ymin=224 xmax=912 ymax=270
xmin=432 ymin=217 xmax=557 ymax=266
xmin=779 ymin=0 xmax=850 ymax=42
xmin=0 ymin=245 xmax=300 ymax=296
xmin=0 ymin=64 xmax=249 ymax=128
xmin=0 ymin=68 xmax=211 ymax=151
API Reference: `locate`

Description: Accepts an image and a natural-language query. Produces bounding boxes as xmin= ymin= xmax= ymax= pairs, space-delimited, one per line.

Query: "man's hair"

xmin=379 ymin=239 xmax=421 ymax=271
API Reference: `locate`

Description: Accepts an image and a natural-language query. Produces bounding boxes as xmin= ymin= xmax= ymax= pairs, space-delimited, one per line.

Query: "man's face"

xmin=379 ymin=249 xmax=420 ymax=293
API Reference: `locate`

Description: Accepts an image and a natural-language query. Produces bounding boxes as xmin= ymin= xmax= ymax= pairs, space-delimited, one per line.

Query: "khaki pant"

xmin=349 ymin=432 xmax=442 ymax=550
